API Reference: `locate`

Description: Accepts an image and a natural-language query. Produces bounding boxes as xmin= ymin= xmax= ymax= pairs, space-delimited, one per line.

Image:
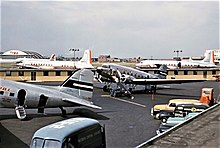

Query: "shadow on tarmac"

xmin=0 ymin=123 xmax=28 ymax=148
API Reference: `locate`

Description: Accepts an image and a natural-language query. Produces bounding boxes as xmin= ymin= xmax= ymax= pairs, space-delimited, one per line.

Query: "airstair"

xmin=15 ymin=106 xmax=26 ymax=120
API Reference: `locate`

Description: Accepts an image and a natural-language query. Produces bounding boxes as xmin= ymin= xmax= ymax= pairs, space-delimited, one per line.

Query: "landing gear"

xmin=59 ymin=107 xmax=67 ymax=117
xmin=109 ymin=83 xmax=134 ymax=99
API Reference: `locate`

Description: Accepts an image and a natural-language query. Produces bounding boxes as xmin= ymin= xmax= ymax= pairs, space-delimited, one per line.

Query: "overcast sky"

xmin=1 ymin=1 xmax=219 ymax=58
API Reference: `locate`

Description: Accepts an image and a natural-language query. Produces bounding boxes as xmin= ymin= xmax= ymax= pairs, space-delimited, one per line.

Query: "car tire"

xmin=161 ymin=118 xmax=167 ymax=123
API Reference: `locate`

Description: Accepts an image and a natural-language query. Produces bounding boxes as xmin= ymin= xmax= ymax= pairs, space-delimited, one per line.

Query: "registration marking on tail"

xmin=101 ymin=95 xmax=146 ymax=108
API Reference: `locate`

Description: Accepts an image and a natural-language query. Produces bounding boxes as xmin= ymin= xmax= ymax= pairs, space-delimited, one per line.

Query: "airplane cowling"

xmin=120 ymin=74 xmax=135 ymax=83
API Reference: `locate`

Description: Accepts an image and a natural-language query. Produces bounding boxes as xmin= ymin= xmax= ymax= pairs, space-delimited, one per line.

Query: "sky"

xmin=1 ymin=1 xmax=219 ymax=59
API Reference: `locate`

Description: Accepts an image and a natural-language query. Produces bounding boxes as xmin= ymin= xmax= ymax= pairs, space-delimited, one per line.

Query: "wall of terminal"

xmin=0 ymin=68 xmax=219 ymax=82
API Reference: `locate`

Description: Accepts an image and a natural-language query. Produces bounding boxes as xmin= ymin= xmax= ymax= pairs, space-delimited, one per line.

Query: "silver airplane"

xmin=0 ymin=69 xmax=101 ymax=120
xmin=96 ymin=63 xmax=206 ymax=99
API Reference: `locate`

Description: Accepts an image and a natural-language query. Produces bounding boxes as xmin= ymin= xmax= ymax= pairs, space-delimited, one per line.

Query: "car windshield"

xmin=30 ymin=138 xmax=61 ymax=148
xmin=44 ymin=139 xmax=61 ymax=148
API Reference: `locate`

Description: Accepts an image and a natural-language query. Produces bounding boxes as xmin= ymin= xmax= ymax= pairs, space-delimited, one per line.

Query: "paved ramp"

xmin=0 ymin=123 xmax=28 ymax=148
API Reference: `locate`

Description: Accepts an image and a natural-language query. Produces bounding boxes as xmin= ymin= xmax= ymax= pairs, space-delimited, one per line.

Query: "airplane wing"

xmin=62 ymin=98 xmax=102 ymax=109
xmin=132 ymin=79 xmax=206 ymax=85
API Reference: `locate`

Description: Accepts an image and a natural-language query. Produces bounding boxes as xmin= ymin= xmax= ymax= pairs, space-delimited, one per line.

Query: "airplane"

xmin=136 ymin=50 xmax=217 ymax=69
xmin=0 ymin=53 xmax=56 ymax=64
xmin=0 ymin=69 xmax=101 ymax=120
xmin=0 ymin=58 xmax=21 ymax=64
xmin=96 ymin=63 xmax=206 ymax=99
xmin=17 ymin=49 xmax=94 ymax=69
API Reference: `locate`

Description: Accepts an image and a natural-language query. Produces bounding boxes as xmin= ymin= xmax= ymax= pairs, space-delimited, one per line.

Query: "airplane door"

xmin=17 ymin=89 xmax=26 ymax=106
xmin=31 ymin=71 xmax=36 ymax=81
xmin=37 ymin=94 xmax=48 ymax=113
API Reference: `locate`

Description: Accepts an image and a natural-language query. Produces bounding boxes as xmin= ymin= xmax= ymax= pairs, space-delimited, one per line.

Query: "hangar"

xmin=0 ymin=49 xmax=44 ymax=59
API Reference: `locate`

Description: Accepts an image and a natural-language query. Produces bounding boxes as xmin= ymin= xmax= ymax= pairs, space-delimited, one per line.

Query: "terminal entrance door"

xmin=31 ymin=71 xmax=36 ymax=81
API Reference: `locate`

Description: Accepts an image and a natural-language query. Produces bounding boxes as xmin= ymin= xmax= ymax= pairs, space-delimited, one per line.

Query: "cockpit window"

xmin=102 ymin=64 xmax=110 ymax=68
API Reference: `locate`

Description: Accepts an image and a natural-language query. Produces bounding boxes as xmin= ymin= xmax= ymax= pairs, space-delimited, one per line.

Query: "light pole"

xmin=174 ymin=50 xmax=182 ymax=60
xmin=69 ymin=48 xmax=79 ymax=68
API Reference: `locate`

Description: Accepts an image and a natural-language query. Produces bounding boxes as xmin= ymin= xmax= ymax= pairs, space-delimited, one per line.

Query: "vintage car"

xmin=159 ymin=103 xmax=209 ymax=123
xmin=163 ymin=112 xmax=200 ymax=126
xmin=151 ymin=99 xmax=200 ymax=119
xmin=156 ymin=112 xmax=200 ymax=134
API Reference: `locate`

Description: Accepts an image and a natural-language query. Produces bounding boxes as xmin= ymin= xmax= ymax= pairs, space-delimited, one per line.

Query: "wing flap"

xmin=62 ymin=98 xmax=102 ymax=109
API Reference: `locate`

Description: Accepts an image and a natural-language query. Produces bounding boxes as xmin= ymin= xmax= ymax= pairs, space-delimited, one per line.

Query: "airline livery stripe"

xmin=63 ymin=80 xmax=93 ymax=92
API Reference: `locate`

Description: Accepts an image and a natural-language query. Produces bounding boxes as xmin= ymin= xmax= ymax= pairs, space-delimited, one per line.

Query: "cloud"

xmin=1 ymin=1 xmax=219 ymax=58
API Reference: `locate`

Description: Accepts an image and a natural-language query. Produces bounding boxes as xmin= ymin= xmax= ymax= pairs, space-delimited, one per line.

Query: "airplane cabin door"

xmin=38 ymin=94 xmax=48 ymax=113
xmin=17 ymin=89 xmax=26 ymax=106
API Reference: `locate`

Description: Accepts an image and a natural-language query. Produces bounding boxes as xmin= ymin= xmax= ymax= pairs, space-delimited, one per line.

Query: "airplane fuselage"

xmin=0 ymin=79 xmax=81 ymax=108
xmin=97 ymin=63 xmax=165 ymax=83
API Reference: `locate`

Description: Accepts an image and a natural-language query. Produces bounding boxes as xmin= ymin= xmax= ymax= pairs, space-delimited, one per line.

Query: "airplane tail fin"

xmin=156 ymin=65 xmax=168 ymax=78
xmin=202 ymin=50 xmax=215 ymax=64
xmin=49 ymin=54 xmax=56 ymax=61
xmin=80 ymin=49 xmax=92 ymax=65
xmin=60 ymin=69 xmax=93 ymax=101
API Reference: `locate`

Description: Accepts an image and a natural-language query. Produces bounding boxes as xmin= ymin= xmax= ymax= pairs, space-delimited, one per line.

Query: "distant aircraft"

xmin=96 ymin=63 xmax=206 ymax=99
xmin=136 ymin=50 xmax=217 ymax=69
xmin=0 ymin=58 xmax=21 ymax=64
xmin=17 ymin=49 xmax=94 ymax=69
xmin=0 ymin=69 xmax=101 ymax=120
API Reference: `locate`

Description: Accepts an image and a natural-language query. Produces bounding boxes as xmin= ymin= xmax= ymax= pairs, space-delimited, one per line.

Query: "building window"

xmin=212 ymin=70 xmax=216 ymax=75
xmin=193 ymin=71 xmax=197 ymax=75
xmin=43 ymin=71 xmax=49 ymax=76
xmin=67 ymin=71 xmax=72 ymax=76
xmin=5 ymin=71 xmax=11 ymax=76
xmin=174 ymin=70 xmax=178 ymax=75
xmin=56 ymin=71 xmax=61 ymax=76
xmin=184 ymin=71 xmax=188 ymax=75
xmin=18 ymin=71 xmax=24 ymax=76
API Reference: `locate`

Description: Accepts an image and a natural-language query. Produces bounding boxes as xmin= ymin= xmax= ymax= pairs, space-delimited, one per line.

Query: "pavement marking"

xmin=101 ymin=95 xmax=146 ymax=108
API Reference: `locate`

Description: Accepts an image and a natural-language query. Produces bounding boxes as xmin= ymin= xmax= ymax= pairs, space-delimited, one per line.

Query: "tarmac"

xmin=0 ymin=81 xmax=219 ymax=148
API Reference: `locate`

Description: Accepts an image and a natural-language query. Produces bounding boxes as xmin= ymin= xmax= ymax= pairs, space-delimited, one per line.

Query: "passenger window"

xmin=9 ymin=93 xmax=15 ymax=96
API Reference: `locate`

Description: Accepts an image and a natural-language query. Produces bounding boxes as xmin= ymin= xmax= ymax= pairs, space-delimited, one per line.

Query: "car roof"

xmin=32 ymin=117 xmax=99 ymax=141
xmin=169 ymin=99 xmax=200 ymax=103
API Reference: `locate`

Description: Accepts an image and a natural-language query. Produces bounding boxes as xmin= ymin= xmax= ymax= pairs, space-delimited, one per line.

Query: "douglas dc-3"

xmin=0 ymin=69 xmax=101 ymax=120
xmin=96 ymin=63 xmax=206 ymax=99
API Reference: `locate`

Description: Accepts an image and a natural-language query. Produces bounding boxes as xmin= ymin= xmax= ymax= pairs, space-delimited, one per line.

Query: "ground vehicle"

xmin=151 ymin=99 xmax=200 ymax=119
xmin=199 ymin=88 xmax=215 ymax=106
xmin=151 ymin=87 xmax=215 ymax=119
xmin=163 ymin=112 xmax=200 ymax=126
xmin=156 ymin=112 xmax=199 ymax=134
xmin=159 ymin=103 xmax=209 ymax=123
xmin=30 ymin=118 xmax=106 ymax=148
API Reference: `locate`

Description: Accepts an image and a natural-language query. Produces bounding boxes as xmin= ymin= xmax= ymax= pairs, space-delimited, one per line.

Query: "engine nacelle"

xmin=120 ymin=74 xmax=135 ymax=83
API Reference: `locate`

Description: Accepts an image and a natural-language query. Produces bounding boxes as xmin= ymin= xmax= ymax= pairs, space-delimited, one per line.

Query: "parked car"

xmin=156 ymin=112 xmax=200 ymax=134
xmin=159 ymin=103 xmax=209 ymax=123
xmin=151 ymin=99 xmax=200 ymax=119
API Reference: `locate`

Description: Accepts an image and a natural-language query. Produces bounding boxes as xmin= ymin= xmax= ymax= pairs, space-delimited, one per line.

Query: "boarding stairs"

xmin=15 ymin=106 xmax=26 ymax=120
